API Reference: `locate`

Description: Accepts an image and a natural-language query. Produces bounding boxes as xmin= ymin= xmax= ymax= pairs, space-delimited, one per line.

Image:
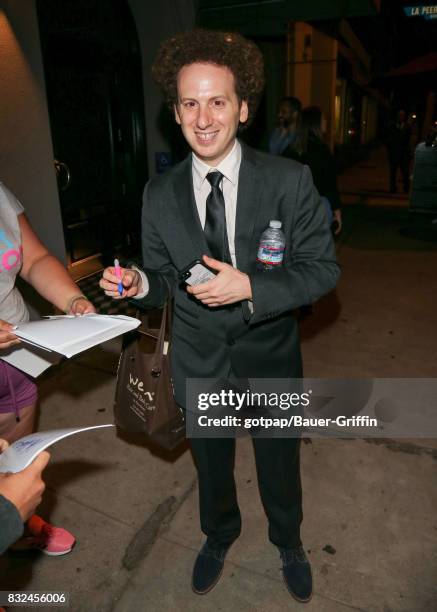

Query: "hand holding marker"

xmin=114 ymin=259 xmax=123 ymax=296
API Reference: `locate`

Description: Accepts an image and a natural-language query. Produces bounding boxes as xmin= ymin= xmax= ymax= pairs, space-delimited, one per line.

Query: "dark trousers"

xmin=389 ymin=151 xmax=410 ymax=193
xmin=189 ymin=436 xmax=302 ymax=550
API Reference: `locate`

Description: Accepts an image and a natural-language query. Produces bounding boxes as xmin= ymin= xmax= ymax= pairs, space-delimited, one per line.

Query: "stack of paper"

xmin=0 ymin=314 xmax=140 ymax=377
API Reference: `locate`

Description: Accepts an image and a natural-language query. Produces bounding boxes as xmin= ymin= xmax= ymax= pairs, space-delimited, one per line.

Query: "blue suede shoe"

xmin=192 ymin=541 xmax=230 ymax=594
xmin=279 ymin=546 xmax=313 ymax=603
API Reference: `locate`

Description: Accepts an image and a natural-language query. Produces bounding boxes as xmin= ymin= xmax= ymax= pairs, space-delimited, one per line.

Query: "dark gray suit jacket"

xmin=136 ymin=142 xmax=340 ymax=407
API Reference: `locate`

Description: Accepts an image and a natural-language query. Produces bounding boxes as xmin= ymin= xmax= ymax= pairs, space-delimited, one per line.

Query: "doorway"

xmin=37 ymin=0 xmax=147 ymax=272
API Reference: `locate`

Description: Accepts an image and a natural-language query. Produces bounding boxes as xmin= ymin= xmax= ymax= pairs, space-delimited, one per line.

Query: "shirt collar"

xmin=192 ymin=140 xmax=241 ymax=191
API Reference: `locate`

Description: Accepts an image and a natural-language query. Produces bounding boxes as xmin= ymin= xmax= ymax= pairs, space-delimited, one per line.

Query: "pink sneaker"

xmin=23 ymin=515 xmax=76 ymax=556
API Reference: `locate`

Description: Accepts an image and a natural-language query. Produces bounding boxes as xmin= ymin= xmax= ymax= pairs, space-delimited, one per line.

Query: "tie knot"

xmin=206 ymin=171 xmax=223 ymax=189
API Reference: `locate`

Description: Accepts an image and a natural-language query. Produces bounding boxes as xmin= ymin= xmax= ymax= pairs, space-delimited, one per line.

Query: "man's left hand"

xmin=187 ymin=255 xmax=252 ymax=307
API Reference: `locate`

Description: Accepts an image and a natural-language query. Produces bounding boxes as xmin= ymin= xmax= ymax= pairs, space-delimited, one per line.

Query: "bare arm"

xmin=18 ymin=214 xmax=95 ymax=314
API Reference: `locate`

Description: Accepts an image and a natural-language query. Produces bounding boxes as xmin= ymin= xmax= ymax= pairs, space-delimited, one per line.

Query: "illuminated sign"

xmin=404 ymin=5 xmax=437 ymax=19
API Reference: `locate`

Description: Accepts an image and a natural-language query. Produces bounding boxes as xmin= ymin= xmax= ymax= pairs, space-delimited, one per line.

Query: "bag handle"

xmin=150 ymin=302 xmax=172 ymax=377
xmin=161 ymin=272 xmax=174 ymax=333
xmin=134 ymin=272 xmax=174 ymax=375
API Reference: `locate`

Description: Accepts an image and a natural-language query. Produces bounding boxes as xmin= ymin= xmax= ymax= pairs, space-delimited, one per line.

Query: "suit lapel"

xmin=171 ymin=144 xmax=264 ymax=269
xmin=235 ymin=143 xmax=264 ymax=271
xmin=172 ymin=156 xmax=209 ymax=260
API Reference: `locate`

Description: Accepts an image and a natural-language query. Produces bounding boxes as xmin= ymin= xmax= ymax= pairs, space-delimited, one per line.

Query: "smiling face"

xmin=174 ymin=62 xmax=248 ymax=166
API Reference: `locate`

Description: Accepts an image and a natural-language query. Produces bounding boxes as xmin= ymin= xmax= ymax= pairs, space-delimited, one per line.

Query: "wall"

xmin=128 ymin=0 xmax=196 ymax=177
xmin=287 ymin=22 xmax=313 ymax=107
xmin=311 ymin=28 xmax=337 ymax=150
xmin=286 ymin=22 xmax=337 ymax=149
xmin=0 ymin=1 xmax=66 ymax=263
xmin=255 ymin=38 xmax=286 ymax=144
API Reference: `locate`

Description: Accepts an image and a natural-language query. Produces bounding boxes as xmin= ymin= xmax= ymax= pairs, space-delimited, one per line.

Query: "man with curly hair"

xmin=101 ymin=28 xmax=339 ymax=602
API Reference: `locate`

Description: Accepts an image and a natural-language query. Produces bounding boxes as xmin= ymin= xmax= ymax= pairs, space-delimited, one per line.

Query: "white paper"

xmin=0 ymin=345 xmax=61 ymax=377
xmin=14 ymin=314 xmax=140 ymax=357
xmin=0 ymin=314 xmax=141 ymax=376
xmin=0 ymin=424 xmax=114 ymax=473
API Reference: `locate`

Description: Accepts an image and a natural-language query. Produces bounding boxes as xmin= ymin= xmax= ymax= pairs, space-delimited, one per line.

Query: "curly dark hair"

xmin=152 ymin=28 xmax=265 ymax=127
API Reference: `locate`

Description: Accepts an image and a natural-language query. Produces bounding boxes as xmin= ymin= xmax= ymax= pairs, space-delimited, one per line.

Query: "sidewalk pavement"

xmin=1 ymin=178 xmax=436 ymax=611
xmin=338 ymin=145 xmax=410 ymax=207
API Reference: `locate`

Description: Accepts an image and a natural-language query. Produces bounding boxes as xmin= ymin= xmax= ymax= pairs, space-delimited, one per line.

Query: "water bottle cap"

xmin=269 ymin=220 xmax=282 ymax=229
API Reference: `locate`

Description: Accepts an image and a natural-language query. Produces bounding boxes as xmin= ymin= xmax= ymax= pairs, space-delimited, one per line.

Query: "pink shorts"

xmin=0 ymin=361 xmax=38 ymax=414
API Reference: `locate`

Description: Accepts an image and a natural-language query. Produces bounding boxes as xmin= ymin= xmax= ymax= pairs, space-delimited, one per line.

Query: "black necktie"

xmin=204 ymin=171 xmax=232 ymax=264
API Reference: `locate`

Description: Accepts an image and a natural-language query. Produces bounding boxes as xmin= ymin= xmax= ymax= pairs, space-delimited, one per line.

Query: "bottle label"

xmin=257 ymin=244 xmax=284 ymax=265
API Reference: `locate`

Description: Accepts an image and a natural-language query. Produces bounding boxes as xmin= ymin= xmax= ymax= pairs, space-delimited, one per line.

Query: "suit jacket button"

xmin=228 ymin=338 xmax=236 ymax=346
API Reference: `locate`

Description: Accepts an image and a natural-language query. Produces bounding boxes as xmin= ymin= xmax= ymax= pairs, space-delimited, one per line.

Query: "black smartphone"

xmin=179 ymin=259 xmax=217 ymax=286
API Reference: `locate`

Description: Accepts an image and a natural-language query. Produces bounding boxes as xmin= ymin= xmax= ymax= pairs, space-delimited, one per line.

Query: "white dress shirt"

xmin=135 ymin=140 xmax=242 ymax=298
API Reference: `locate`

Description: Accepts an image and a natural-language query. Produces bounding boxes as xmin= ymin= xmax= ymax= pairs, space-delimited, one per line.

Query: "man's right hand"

xmin=0 ymin=319 xmax=21 ymax=351
xmin=99 ymin=267 xmax=142 ymax=299
xmin=0 ymin=452 xmax=50 ymax=522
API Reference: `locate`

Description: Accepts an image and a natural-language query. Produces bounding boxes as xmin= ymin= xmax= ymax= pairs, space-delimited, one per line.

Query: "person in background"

xmin=406 ymin=112 xmax=419 ymax=184
xmin=269 ymin=96 xmax=302 ymax=156
xmin=0 ymin=181 xmax=95 ymax=555
xmin=386 ymin=109 xmax=411 ymax=194
xmin=0 ymin=438 xmax=50 ymax=555
xmin=407 ymin=113 xmax=419 ymax=156
xmin=283 ymin=106 xmax=342 ymax=234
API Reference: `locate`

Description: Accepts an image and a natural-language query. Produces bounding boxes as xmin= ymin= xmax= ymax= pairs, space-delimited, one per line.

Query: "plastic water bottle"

xmin=256 ymin=220 xmax=286 ymax=270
